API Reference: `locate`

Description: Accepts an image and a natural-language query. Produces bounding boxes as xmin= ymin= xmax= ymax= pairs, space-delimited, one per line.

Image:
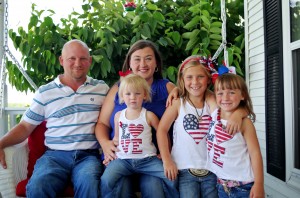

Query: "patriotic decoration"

xmin=215 ymin=124 xmax=233 ymax=144
xmin=121 ymin=139 xmax=131 ymax=153
xmin=183 ymin=114 xmax=211 ymax=144
xmin=215 ymin=109 xmax=233 ymax=144
xmin=128 ymin=124 xmax=144 ymax=138
xmin=124 ymin=0 xmax=136 ymax=11
xmin=119 ymin=123 xmax=144 ymax=154
xmin=212 ymin=143 xmax=225 ymax=167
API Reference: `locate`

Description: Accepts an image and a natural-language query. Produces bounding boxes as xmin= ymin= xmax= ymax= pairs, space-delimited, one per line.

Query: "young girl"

xmin=101 ymin=74 xmax=178 ymax=198
xmin=206 ymin=73 xmax=264 ymax=198
xmin=157 ymin=55 xmax=219 ymax=198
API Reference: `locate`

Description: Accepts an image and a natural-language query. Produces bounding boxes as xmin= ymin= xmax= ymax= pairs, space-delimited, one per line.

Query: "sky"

xmin=5 ymin=0 xmax=83 ymax=104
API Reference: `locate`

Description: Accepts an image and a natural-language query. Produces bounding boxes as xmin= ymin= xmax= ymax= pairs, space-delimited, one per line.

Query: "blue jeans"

xmin=217 ymin=182 xmax=254 ymax=198
xmin=101 ymin=156 xmax=178 ymax=198
xmin=118 ymin=174 xmax=165 ymax=198
xmin=26 ymin=149 xmax=102 ymax=198
xmin=178 ymin=169 xmax=218 ymax=198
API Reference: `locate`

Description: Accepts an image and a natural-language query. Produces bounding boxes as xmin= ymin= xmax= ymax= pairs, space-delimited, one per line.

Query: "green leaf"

xmin=141 ymin=24 xmax=151 ymax=39
xmin=106 ymin=44 xmax=113 ymax=59
xmin=209 ymin=27 xmax=221 ymax=34
xmin=184 ymin=16 xmax=200 ymax=30
xmin=28 ymin=15 xmax=38 ymax=30
xmin=92 ymin=55 xmax=103 ymax=63
xmin=146 ymin=3 xmax=158 ymax=11
xmin=201 ymin=15 xmax=210 ymax=28
xmin=158 ymin=37 xmax=168 ymax=46
xmin=209 ymin=34 xmax=222 ymax=40
xmin=44 ymin=16 xmax=54 ymax=28
xmin=211 ymin=21 xmax=222 ymax=28
xmin=153 ymin=11 xmax=165 ymax=22
xmin=166 ymin=66 xmax=177 ymax=83
xmin=171 ymin=31 xmax=181 ymax=45
xmin=186 ymin=36 xmax=200 ymax=51
xmin=140 ymin=11 xmax=152 ymax=22
xmin=182 ymin=32 xmax=193 ymax=39
xmin=131 ymin=16 xmax=141 ymax=25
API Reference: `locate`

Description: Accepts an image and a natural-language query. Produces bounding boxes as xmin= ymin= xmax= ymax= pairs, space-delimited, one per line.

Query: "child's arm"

xmin=242 ymin=118 xmax=264 ymax=198
xmin=227 ymin=108 xmax=248 ymax=135
xmin=147 ymin=111 xmax=160 ymax=131
xmin=157 ymin=100 xmax=180 ymax=181
xmin=113 ymin=111 xmax=121 ymax=147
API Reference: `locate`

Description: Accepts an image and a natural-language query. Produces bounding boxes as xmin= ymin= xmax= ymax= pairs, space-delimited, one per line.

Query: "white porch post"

xmin=0 ymin=0 xmax=8 ymax=137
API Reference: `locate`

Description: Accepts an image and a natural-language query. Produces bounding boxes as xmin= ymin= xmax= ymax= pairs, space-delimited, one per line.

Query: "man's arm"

xmin=0 ymin=120 xmax=37 ymax=168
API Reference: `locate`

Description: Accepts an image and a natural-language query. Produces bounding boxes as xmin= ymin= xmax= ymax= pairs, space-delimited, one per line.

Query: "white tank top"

xmin=206 ymin=108 xmax=254 ymax=181
xmin=171 ymin=98 xmax=211 ymax=169
xmin=116 ymin=108 xmax=157 ymax=159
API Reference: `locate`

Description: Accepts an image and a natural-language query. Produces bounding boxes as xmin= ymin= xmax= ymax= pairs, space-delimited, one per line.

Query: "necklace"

xmin=188 ymin=97 xmax=204 ymax=122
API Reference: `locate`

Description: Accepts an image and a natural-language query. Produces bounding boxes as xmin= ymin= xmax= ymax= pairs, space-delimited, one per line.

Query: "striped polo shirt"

xmin=23 ymin=75 xmax=109 ymax=150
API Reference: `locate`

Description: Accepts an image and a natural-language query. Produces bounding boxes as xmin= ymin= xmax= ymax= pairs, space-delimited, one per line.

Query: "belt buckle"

xmin=222 ymin=182 xmax=230 ymax=194
xmin=188 ymin=169 xmax=209 ymax=177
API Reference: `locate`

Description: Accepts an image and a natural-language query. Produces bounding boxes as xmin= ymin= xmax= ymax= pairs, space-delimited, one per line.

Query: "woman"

xmin=95 ymin=40 xmax=176 ymax=197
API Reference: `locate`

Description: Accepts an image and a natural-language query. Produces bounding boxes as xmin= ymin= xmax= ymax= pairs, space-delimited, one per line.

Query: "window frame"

xmin=282 ymin=0 xmax=300 ymax=191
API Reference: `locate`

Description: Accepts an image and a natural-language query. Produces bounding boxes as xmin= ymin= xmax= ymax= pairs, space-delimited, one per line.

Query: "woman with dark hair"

xmin=96 ymin=40 xmax=176 ymax=197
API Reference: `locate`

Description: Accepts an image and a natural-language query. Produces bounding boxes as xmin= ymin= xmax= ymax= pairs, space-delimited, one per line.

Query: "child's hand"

xmin=103 ymin=155 xmax=115 ymax=166
xmin=157 ymin=154 xmax=162 ymax=159
xmin=226 ymin=113 xmax=242 ymax=135
xmin=250 ymin=182 xmax=264 ymax=198
xmin=163 ymin=159 xmax=178 ymax=181
xmin=103 ymin=158 xmax=110 ymax=166
xmin=166 ymin=87 xmax=179 ymax=107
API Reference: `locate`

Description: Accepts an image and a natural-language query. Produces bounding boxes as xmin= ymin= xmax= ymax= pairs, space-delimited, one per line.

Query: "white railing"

xmin=0 ymin=107 xmax=27 ymax=137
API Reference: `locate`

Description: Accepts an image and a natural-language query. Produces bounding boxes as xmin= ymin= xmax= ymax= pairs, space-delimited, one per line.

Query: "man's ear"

xmin=59 ymin=56 xmax=64 ymax=66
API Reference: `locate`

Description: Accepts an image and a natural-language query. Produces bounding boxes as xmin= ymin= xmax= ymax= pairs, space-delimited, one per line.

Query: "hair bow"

xmin=119 ymin=70 xmax=132 ymax=77
xmin=211 ymin=64 xmax=237 ymax=84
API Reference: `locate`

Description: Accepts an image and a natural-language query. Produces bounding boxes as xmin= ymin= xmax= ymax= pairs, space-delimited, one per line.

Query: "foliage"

xmin=7 ymin=0 xmax=244 ymax=92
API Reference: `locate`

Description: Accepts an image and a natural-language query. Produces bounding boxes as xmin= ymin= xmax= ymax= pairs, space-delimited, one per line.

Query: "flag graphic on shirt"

xmin=116 ymin=123 xmax=142 ymax=154
xmin=213 ymin=143 xmax=225 ymax=167
xmin=183 ymin=114 xmax=210 ymax=144
xmin=215 ymin=124 xmax=233 ymax=144
xmin=121 ymin=139 xmax=131 ymax=153
xmin=128 ymin=124 xmax=144 ymax=138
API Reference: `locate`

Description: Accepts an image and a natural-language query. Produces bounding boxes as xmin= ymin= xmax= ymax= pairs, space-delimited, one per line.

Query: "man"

xmin=0 ymin=39 xmax=109 ymax=197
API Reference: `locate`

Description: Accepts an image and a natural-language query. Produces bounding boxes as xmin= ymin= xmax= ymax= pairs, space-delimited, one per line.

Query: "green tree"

xmin=7 ymin=0 xmax=244 ymax=92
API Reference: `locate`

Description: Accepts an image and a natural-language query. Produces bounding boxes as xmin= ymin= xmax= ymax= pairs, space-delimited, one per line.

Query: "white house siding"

xmin=245 ymin=0 xmax=300 ymax=197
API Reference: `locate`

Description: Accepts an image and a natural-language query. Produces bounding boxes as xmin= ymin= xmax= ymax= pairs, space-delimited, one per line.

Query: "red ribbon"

xmin=119 ymin=70 xmax=131 ymax=77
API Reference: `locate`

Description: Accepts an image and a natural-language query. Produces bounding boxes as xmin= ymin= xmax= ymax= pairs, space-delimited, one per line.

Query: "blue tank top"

xmin=109 ymin=79 xmax=169 ymax=140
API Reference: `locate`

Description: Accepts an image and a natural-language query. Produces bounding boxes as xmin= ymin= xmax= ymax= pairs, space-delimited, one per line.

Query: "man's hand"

xmin=0 ymin=148 xmax=7 ymax=169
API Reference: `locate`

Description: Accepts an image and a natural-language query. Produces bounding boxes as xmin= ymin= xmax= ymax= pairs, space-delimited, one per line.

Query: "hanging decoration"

xmin=210 ymin=0 xmax=236 ymax=82
xmin=124 ymin=0 xmax=136 ymax=11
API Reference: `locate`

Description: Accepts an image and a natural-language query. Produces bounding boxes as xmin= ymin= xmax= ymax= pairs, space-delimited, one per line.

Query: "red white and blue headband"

xmin=180 ymin=56 xmax=236 ymax=83
xmin=179 ymin=56 xmax=218 ymax=74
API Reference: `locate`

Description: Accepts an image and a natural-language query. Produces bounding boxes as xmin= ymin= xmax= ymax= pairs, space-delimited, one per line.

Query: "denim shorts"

xmin=217 ymin=182 xmax=254 ymax=198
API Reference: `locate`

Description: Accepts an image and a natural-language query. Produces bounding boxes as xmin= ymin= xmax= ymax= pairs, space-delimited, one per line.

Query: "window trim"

xmin=282 ymin=0 xmax=300 ymax=191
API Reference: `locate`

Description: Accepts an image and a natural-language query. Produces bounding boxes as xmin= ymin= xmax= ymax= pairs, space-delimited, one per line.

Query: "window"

xmin=293 ymin=49 xmax=300 ymax=169
xmin=290 ymin=0 xmax=300 ymax=42
xmin=291 ymin=0 xmax=300 ymax=170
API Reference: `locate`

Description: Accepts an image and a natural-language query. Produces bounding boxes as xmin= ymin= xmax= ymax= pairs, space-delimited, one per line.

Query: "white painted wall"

xmin=245 ymin=0 xmax=300 ymax=197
